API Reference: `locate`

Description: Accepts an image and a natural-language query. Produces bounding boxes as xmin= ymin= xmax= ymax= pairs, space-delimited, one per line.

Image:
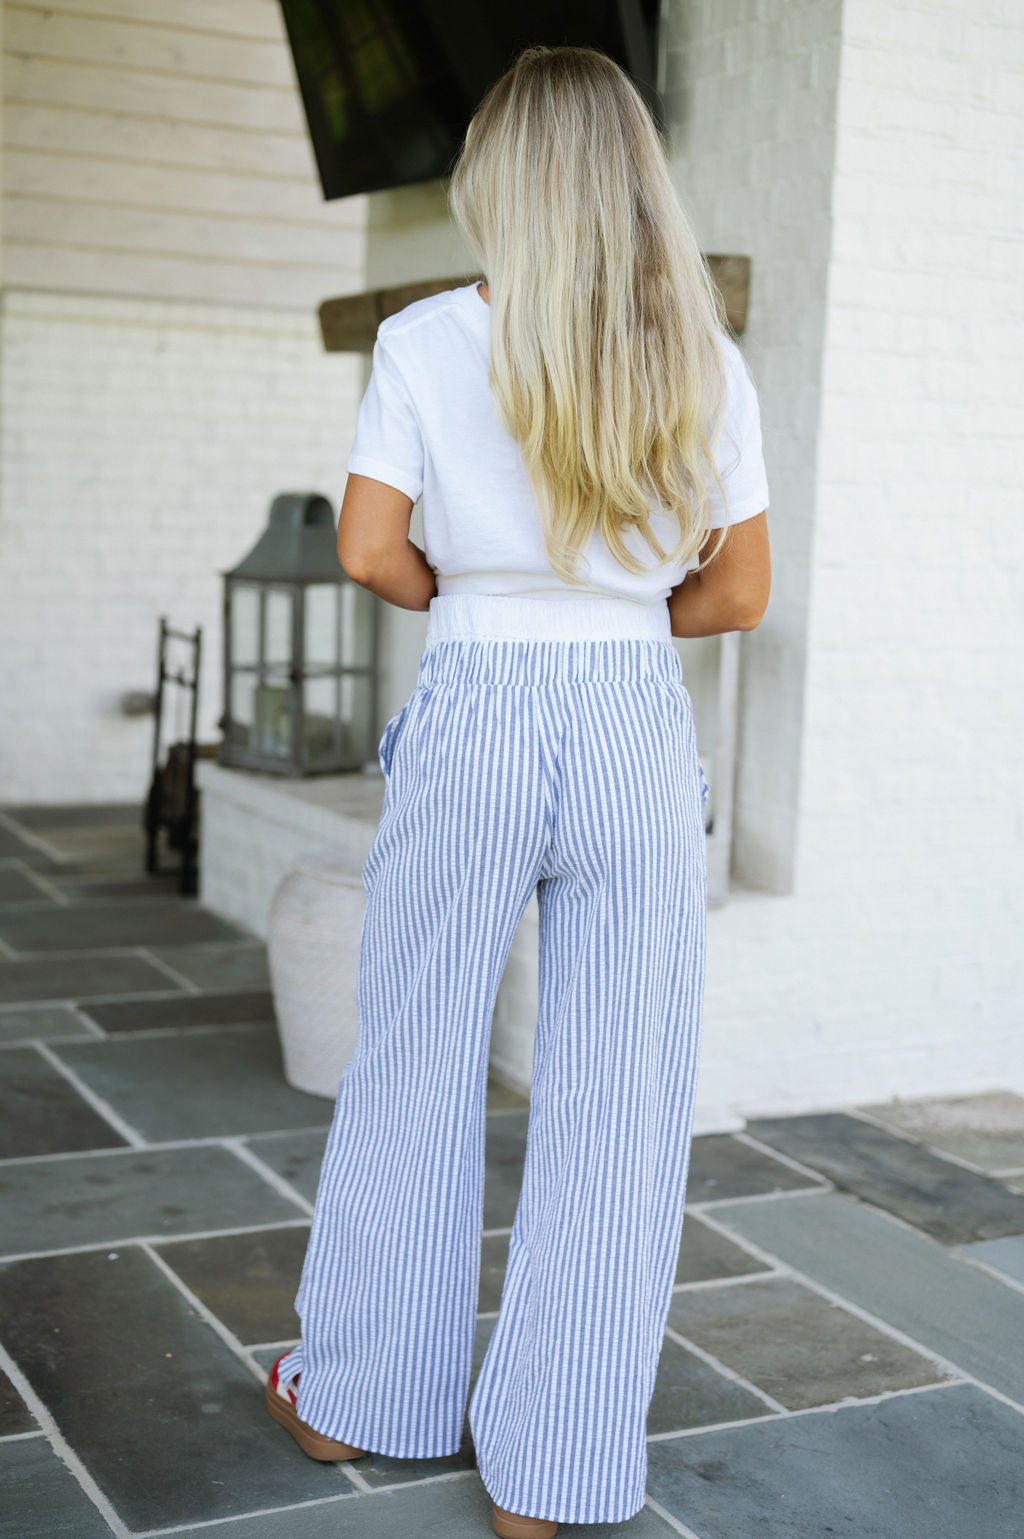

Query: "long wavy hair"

xmin=447 ymin=43 xmax=734 ymax=583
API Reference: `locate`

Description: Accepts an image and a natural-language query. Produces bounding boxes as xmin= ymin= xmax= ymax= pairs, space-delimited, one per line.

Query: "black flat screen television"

xmin=278 ymin=1 xmax=663 ymax=202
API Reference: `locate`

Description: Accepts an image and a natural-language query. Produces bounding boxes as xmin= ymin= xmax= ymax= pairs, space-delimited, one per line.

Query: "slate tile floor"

xmin=1 ymin=803 xmax=1023 ymax=1538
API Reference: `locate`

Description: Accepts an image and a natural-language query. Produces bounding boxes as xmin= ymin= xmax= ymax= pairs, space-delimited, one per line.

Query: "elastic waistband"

xmin=418 ymin=595 xmax=684 ymax=687
xmin=425 ymin=592 xmax=673 ymax=644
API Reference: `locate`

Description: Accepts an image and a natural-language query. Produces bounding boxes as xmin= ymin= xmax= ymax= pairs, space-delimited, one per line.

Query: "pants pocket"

xmin=697 ymin=758 xmax=710 ymax=813
xmin=377 ymin=699 xmax=411 ymax=778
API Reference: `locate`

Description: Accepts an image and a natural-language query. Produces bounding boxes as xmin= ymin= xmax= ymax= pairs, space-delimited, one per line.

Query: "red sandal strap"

xmin=271 ymin=1355 xmax=298 ymax=1405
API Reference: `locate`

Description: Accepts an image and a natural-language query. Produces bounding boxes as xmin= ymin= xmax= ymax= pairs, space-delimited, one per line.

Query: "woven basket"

xmin=267 ymin=847 xmax=366 ymax=1099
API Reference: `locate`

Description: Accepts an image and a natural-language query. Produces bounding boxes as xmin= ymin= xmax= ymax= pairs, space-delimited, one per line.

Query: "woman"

xmin=265 ymin=43 xmax=770 ymax=1539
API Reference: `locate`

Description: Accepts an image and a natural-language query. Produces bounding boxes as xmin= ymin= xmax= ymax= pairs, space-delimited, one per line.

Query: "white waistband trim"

xmin=424 ymin=592 xmax=672 ymax=644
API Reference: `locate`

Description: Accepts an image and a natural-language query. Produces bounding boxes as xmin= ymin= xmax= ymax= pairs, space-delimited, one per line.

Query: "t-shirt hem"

xmin=709 ymin=493 xmax=769 ymax=528
xmin=346 ymin=454 xmax=422 ymax=502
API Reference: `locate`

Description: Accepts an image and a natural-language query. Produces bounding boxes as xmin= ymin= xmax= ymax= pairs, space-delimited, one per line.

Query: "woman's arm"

xmin=667 ymin=511 xmax=771 ymax=638
xmin=336 ymin=473 xmax=436 ymax=610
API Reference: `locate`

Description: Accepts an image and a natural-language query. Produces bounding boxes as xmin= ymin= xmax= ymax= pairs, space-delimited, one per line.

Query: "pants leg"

xmin=468 ymin=671 xmax=708 ymax=1526
xmin=276 ymin=672 xmax=552 ymax=1457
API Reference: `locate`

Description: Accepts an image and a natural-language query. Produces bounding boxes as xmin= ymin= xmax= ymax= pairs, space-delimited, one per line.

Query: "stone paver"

xmin=147 ymin=941 xmax=272 ymax=990
xmin=80 ymin=988 xmax=276 ymax=1033
xmin=0 ymin=1246 xmax=354 ymax=1531
xmin=859 ymin=1090 xmax=1024 ymax=1174
xmin=0 ymin=1145 xmax=305 ymax=1255
xmin=0 ymin=1363 xmax=38 ymax=1435
xmin=0 ymin=899 xmax=247 ymax=953
xmin=746 ymin=1111 xmax=1024 ymax=1243
xmin=687 ymin=1132 xmax=826 ymax=1201
xmin=674 ymin=1213 xmax=772 ymax=1285
xmin=706 ymin=1189 xmax=1024 ymax=1406
xmin=0 ymin=1005 xmax=98 ymax=1044
xmin=960 ymin=1234 xmax=1024 ymax=1288
xmin=154 ymin=1225 xmax=311 ymax=1344
xmin=3 ymin=802 xmax=1024 ymax=1539
xmin=53 ymin=1028 xmax=333 ymax=1141
xmin=0 ymin=953 xmax=173 ymax=1004
xmin=647 ymin=1333 xmax=771 ymax=1433
xmin=150 ymin=1479 xmax=679 ymax=1537
xmin=243 ymin=1127 xmax=329 ymax=1204
xmin=646 ymin=1382 xmax=1024 ymax=1539
xmin=0 ymin=1046 xmax=130 ymax=1159
xmin=0 ymin=1436 xmax=114 ymax=1538
xmin=667 ymin=1273 xmax=949 ymax=1409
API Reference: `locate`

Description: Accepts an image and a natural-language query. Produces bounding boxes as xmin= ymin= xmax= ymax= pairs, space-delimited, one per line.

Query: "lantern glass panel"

xmin=344 ymin=583 xmax=376 ymax=669
xmin=303 ymin=674 xmax=340 ymax=765
xmin=255 ymin=674 xmax=293 ymax=760
xmin=307 ymin=670 xmax=377 ymax=766
xmin=230 ymin=585 xmax=259 ymax=667
xmin=304 ymin=585 xmax=339 ymax=670
xmin=229 ymin=672 xmax=256 ymax=750
xmin=264 ymin=587 xmax=293 ymax=670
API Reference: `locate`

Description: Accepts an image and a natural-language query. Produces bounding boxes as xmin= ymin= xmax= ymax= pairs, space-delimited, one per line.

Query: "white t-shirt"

xmin=346 ymin=281 xmax=769 ymax=605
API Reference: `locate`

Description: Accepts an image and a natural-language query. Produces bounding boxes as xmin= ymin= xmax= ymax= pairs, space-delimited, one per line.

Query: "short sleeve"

xmin=706 ymin=336 xmax=770 ymax=528
xmin=345 ymin=329 xmax=424 ymax=503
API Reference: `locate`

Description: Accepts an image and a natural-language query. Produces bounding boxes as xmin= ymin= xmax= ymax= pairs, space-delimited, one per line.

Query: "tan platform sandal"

xmin=475 ymin=1454 xmax=559 ymax=1538
xmin=264 ymin=1352 xmax=366 ymax=1462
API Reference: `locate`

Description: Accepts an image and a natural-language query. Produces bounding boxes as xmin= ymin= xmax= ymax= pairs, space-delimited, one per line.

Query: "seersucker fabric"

xmin=275 ymin=591 xmax=710 ymax=1526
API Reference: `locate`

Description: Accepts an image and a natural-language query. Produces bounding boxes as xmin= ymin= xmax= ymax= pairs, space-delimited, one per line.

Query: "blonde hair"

xmin=447 ymin=43 xmax=733 ymax=583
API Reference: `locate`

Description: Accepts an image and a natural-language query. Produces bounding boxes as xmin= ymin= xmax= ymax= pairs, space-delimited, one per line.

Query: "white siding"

xmin=2 ymin=0 xmax=366 ymax=309
xmin=0 ymin=1 xmax=368 ymax=800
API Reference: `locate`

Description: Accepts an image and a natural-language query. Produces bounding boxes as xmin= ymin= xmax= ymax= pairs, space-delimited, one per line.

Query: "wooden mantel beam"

xmin=318 ymin=255 xmax=750 ymax=353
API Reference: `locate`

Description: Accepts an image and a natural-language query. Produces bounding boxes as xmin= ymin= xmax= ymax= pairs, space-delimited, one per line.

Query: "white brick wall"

xmin=0 ymin=290 xmax=362 ymax=799
xmin=657 ymin=0 xmax=1024 ymax=1121
xmin=785 ymin=0 xmax=1024 ymax=1097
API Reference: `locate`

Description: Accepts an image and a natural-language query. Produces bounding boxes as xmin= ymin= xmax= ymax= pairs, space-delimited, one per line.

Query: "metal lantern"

xmin=220 ymin=492 xmax=380 ymax=776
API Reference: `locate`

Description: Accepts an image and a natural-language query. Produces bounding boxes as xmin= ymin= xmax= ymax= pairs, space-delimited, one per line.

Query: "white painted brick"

xmin=0 ymin=290 xmax=363 ymax=801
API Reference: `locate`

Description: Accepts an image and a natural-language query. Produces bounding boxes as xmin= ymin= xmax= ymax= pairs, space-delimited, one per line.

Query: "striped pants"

xmin=276 ymin=592 xmax=709 ymax=1526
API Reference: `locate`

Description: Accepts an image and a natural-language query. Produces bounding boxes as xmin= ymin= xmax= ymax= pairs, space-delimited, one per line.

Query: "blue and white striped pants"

xmin=276 ymin=592 xmax=709 ymax=1526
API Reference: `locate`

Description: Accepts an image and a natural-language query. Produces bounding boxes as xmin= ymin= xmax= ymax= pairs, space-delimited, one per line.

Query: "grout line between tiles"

xmin=844 ymin=1106 xmax=1024 ymax=1182
xmin=220 ymin=1138 xmax=315 ymax=1216
xmin=644 ymin=1493 xmax=705 ymax=1538
xmin=0 ymin=1337 xmax=131 ymax=1538
xmin=0 ymin=1218 xmax=312 ymax=1266
xmin=67 ymin=1002 xmax=108 ymax=1039
xmin=140 ymin=1242 xmax=285 ymax=1393
xmin=132 ymin=947 xmax=204 ymax=992
xmin=0 ymin=1125 xmax=331 ymax=1168
xmin=0 ymin=989 xmax=183 ymax=1015
xmin=15 ymin=1021 xmax=274 ymax=1046
xmin=951 ymin=1247 xmax=1024 ymax=1299
xmin=661 ymin=1325 xmax=788 ymax=1413
xmin=0 ymin=985 xmax=274 ymax=1019
xmin=0 ymin=809 xmax=67 ymax=859
xmin=130 ymin=1471 xmax=483 ymax=1537
xmin=644 ymin=1377 xmax=969 ymax=1446
xmin=730 ymin=1128 xmax=840 ymax=1184
xmin=687 ymin=1183 xmax=832 ymax=1212
xmin=11 ymin=860 xmax=72 ymax=905
xmin=31 ymin=1041 xmax=148 ymax=1148
xmin=695 ymin=1205 xmax=1024 ymax=1418
xmin=671 ymin=1267 xmax=784 ymax=1294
